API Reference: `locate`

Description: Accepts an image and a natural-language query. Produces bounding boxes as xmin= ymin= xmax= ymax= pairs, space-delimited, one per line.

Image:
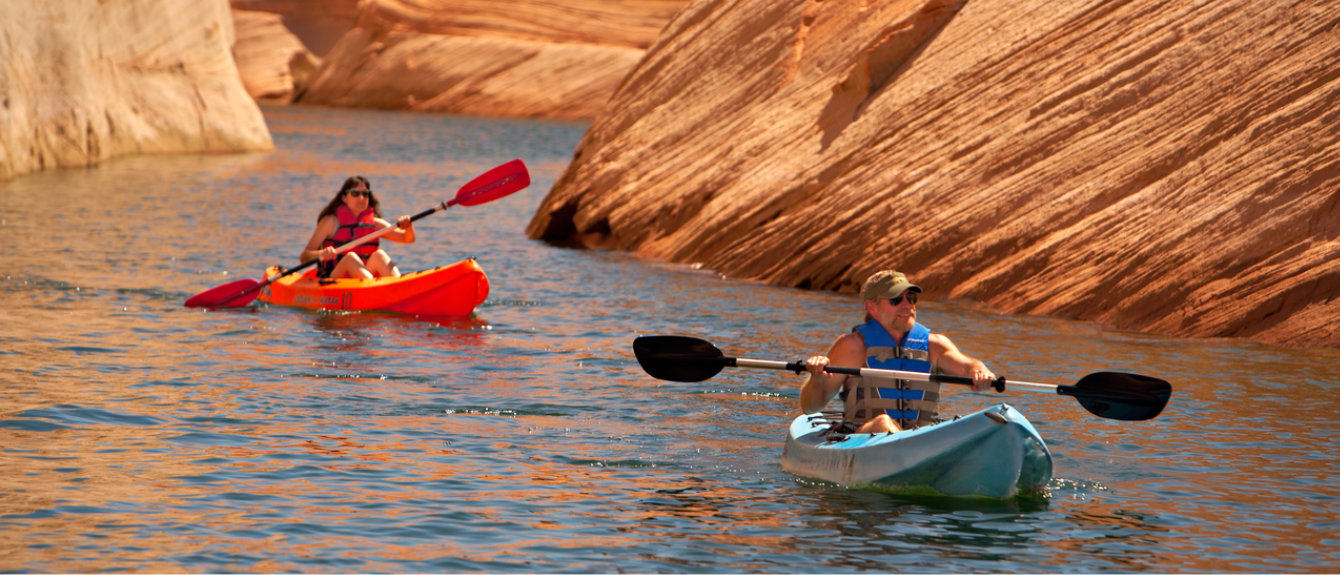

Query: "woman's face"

xmin=342 ymin=186 xmax=371 ymax=211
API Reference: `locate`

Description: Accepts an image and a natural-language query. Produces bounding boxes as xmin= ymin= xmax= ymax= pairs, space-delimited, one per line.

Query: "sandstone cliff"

xmin=232 ymin=9 xmax=321 ymax=103
xmin=0 ymin=0 xmax=273 ymax=181
xmin=292 ymin=0 xmax=690 ymax=119
xmin=230 ymin=0 xmax=360 ymax=58
xmin=527 ymin=0 xmax=1340 ymax=348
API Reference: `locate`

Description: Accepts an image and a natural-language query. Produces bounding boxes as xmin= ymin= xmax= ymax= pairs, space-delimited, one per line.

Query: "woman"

xmin=300 ymin=176 xmax=415 ymax=279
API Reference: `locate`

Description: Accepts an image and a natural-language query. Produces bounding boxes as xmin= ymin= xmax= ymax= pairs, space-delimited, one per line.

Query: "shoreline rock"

xmin=526 ymin=0 xmax=1340 ymax=349
xmin=232 ymin=9 xmax=322 ymax=103
xmin=0 ymin=0 xmax=273 ymax=181
xmin=247 ymin=0 xmax=689 ymax=119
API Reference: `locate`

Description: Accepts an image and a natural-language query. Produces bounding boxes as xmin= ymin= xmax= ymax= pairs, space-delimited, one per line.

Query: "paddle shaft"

xmin=186 ymin=159 xmax=531 ymax=308
xmin=265 ymin=160 xmax=526 ymax=284
xmin=730 ymin=357 xmax=1052 ymax=394
xmin=272 ymin=157 xmax=527 ymax=281
xmin=188 ymin=196 xmax=455 ymax=307
xmin=223 ymin=206 xmax=434 ymax=300
xmin=318 ymin=201 xmax=450 ymax=262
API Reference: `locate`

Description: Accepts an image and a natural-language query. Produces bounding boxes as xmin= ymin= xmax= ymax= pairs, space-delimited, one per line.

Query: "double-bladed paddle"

xmin=632 ymin=335 xmax=1171 ymax=421
xmin=184 ymin=159 xmax=531 ymax=308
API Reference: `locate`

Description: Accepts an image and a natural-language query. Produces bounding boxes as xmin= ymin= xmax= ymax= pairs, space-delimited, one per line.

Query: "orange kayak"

xmin=258 ymin=259 xmax=489 ymax=317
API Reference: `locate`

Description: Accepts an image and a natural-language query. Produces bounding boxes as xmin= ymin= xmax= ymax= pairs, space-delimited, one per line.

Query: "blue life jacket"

xmin=842 ymin=319 xmax=941 ymax=429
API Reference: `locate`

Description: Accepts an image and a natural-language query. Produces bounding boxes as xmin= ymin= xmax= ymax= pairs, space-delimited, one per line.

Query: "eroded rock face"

xmin=527 ymin=0 xmax=1340 ymax=348
xmin=294 ymin=0 xmax=690 ymax=119
xmin=232 ymin=9 xmax=321 ymax=103
xmin=0 ymin=0 xmax=273 ymax=181
xmin=230 ymin=0 xmax=360 ymax=58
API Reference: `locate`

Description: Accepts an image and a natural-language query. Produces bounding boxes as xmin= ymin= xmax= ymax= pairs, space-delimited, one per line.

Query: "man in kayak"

xmin=300 ymin=176 xmax=416 ymax=280
xmin=800 ymin=270 xmax=997 ymax=434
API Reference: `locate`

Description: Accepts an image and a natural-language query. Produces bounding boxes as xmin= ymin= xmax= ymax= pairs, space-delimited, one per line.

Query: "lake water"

xmin=2 ymin=105 xmax=1337 ymax=573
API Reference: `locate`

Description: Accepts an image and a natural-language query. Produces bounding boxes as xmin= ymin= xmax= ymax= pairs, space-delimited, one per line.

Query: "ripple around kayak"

xmin=781 ymin=403 xmax=1054 ymax=499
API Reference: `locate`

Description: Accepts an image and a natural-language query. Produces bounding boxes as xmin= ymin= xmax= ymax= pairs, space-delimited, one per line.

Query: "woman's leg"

xmin=332 ymin=252 xmax=373 ymax=279
xmin=365 ymin=250 xmax=400 ymax=278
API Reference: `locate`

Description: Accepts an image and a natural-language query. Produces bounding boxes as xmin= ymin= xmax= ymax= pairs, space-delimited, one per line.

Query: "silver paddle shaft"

xmin=732 ymin=358 xmax=1057 ymax=393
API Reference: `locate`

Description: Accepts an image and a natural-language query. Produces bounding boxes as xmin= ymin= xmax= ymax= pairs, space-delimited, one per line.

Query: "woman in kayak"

xmin=800 ymin=270 xmax=998 ymax=434
xmin=300 ymin=176 xmax=415 ymax=280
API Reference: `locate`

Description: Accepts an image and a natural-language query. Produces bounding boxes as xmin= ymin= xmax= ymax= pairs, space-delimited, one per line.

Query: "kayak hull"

xmin=258 ymin=259 xmax=489 ymax=317
xmin=781 ymin=403 xmax=1053 ymax=498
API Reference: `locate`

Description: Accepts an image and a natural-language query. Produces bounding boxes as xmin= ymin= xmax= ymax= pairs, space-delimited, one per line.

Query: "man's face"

xmin=867 ymin=290 xmax=918 ymax=333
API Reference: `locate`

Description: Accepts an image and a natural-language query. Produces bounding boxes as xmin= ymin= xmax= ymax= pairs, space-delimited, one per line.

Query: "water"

xmin=2 ymin=105 xmax=1337 ymax=573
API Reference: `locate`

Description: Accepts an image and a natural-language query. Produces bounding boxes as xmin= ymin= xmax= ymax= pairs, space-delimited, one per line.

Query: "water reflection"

xmin=303 ymin=308 xmax=492 ymax=354
xmin=3 ymin=106 xmax=1338 ymax=573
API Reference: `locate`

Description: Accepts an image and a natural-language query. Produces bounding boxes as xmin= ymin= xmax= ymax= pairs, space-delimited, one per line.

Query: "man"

xmin=800 ymin=270 xmax=997 ymax=434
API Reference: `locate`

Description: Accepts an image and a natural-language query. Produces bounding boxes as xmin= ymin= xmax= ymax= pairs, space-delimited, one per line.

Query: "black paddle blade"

xmin=632 ymin=335 xmax=727 ymax=382
xmin=1060 ymin=372 xmax=1172 ymax=421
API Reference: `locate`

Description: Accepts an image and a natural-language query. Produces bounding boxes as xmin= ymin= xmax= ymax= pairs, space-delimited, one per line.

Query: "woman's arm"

xmin=376 ymin=216 xmax=416 ymax=244
xmin=299 ymin=216 xmax=338 ymax=264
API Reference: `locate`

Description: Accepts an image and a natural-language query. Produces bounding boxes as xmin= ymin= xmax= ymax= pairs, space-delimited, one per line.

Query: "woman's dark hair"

xmin=317 ymin=176 xmax=382 ymax=221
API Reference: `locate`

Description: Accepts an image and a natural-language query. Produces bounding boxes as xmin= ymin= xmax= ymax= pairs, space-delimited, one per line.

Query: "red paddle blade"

xmin=449 ymin=159 xmax=530 ymax=207
xmin=184 ymin=278 xmax=263 ymax=308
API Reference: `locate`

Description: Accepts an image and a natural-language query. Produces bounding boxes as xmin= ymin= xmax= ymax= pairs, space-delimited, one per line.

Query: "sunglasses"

xmin=888 ymin=292 xmax=919 ymax=306
xmin=346 ymin=189 xmax=370 ymax=198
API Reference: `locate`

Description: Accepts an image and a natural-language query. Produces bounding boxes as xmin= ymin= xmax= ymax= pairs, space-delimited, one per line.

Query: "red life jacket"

xmin=322 ymin=205 xmax=380 ymax=258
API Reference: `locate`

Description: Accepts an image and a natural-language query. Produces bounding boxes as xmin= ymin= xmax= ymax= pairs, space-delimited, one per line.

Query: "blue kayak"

xmin=781 ymin=403 xmax=1053 ymax=498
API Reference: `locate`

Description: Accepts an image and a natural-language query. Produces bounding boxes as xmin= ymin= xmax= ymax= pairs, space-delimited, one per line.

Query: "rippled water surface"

xmin=2 ymin=105 xmax=1337 ymax=573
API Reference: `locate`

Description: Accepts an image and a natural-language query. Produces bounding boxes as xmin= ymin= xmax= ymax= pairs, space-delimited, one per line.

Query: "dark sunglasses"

xmin=888 ymin=292 xmax=919 ymax=306
xmin=345 ymin=189 xmax=370 ymax=198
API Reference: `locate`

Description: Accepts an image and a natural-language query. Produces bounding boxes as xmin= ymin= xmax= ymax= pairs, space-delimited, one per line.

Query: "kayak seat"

xmin=823 ymin=419 xmax=859 ymax=442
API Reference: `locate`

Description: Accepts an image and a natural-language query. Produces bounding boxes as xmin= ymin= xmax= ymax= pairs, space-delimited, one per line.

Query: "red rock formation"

xmin=0 ymin=0 xmax=273 ymax=181
xmin=294 ymin=0 xmax=690 ymax=119
xmin=527 ymin=0 xmax=1340 ymax=348
xmin=230 ymin=0 xmax=361 ymax=57
xmin=232 ymin=9 xmax=321 ymax=102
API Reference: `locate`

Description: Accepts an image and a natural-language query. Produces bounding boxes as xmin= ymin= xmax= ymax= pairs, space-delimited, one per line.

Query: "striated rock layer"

xmin=232 ymin=9 xmax=321 ymax=103
xmin=528 ymin=0 xmax=1340 ymax=348
xmin=295 ymin=0 xmax=690 ymax=119
xmin=0 ymin=0 xmax=273 ymax=181
xmin=230 ymin=0 xmax=361 ymax=58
